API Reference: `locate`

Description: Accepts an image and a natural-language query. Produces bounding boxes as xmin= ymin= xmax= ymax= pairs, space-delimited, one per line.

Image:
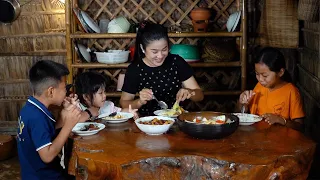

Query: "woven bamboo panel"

xmin=298 ymin=65 xmax=320 ymax=102
xmin=256 ymin=0 xmax=299 ymax=48
xmin=303 ymin=22 xmax=319 ymax=52
xmin=0 ymin=0 xmax=66 ymax=54
xmin=300 ymin=48 xmax=320 ymax=79
xmin=195 ymin=68 xmax=241 ymax=91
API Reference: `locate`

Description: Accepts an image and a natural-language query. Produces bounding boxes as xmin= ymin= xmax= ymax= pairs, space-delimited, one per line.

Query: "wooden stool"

xmin=0 ymin=135 xmax=15 ymax=161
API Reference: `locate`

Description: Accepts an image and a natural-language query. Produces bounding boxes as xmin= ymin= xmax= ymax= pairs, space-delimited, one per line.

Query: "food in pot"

xmin=186 ymin=115 xmax=233 ymax=125
xmin=80 ymin=124 xmax=99 ymax=131
xmin=139 ymin=118 xmax=173 ymax=125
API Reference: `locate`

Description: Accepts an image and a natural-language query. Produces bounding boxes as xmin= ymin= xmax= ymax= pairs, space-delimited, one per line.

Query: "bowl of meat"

xmin=72 ymin=122 xmax=105 ymax=136
xmin=177 ymin=112 xmax=239 ymax=139
xmin=135 ymin=116 xmax=175 ymax=135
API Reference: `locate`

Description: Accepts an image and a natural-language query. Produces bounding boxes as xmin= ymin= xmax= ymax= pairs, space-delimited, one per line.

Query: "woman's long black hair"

xmin=255 ymin=47 xmax=292 ymax=82
xmin=133 ymin=21 xmax=169 ymax=62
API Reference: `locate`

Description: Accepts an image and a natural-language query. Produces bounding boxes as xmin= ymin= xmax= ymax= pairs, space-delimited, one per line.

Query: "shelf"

xmin=70 ymin=32 xmax=243 ymax=39
xmin=105 ymin=91 xmax=241 ymax=97
xmin=71 ymin=61 xmax=241 ymax=69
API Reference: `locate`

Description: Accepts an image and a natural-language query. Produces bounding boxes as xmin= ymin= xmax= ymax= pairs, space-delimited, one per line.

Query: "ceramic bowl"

xmin=135 ymin=116 xmax=175 ymax=135
xmin=177 ymin=112 xmax=239 ymax=139
xmin=108 ymin=16 xmax=130 ymax=33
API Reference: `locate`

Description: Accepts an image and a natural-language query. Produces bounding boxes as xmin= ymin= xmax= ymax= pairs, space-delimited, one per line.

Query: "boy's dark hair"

xmin=255 ymin=47 xmax=292 ymax=82
xmin=29 ymin=60 xmax=69 ymax=96
xmin=134 ymin=21 xmax=169 ymax=62
xmin=75 ymin=71 xmax=110 ymax=106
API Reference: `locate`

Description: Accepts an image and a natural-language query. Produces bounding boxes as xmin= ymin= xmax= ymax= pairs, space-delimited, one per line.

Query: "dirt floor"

xmin=0 ymin=156 xmax=20 ymax=180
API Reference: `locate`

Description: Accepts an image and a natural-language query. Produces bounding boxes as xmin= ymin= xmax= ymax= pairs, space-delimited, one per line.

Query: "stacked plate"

xmin=74 ymin=41 xmax=91 ymax=62
xmin=226 ymin=11 xmax=241 ymax=32
xmin=73 ymin=8 xmax=100 ymax=33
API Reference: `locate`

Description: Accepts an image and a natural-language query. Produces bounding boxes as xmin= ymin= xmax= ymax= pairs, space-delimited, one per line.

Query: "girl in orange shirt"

xmin=239 ymin=47 xmax=304 ymax=130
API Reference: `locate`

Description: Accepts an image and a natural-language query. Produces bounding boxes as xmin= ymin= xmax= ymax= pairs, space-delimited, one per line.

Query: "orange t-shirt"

xmin=249 ymin=82 xmax=305 ymax=120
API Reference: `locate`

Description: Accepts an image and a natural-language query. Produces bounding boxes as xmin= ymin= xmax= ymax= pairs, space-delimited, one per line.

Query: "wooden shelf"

xmin=105 ymin=91 xmax=241 ymax=97
xmin=71 ymin=61 xmax=241 ymax=69
xmin=70 ymin=32 xmax=243 ymax=39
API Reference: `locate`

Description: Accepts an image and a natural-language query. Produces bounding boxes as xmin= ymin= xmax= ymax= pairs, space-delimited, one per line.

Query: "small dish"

xmin=74 ymin=42 xmax=91 ymax=62
xmin=72 ymin=122 xmax=105 ymax=136
xmin=98 ymin=112 xmax=134 ymax=123
xmin=226 ymin=11 xmax=241 ymax=32
xmin=233 ymin=113 xmax=262 ymax=126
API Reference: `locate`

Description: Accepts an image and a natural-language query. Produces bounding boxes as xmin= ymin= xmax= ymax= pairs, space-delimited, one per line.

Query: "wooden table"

xmin=68 ymin=120 xmax=316 ymax=180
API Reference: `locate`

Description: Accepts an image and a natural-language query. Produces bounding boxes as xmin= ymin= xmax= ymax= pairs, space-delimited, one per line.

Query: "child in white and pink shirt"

xmin=75 ymin=71 xmax=137 ymax=122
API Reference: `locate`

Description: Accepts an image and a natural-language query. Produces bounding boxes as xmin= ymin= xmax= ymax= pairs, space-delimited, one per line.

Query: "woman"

xmin=120 ymin=22 xmax=204 ymax=116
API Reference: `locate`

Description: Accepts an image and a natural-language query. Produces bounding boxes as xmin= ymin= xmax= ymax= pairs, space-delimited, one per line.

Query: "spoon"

xmin=241 ymin=104 xmax=246 ymax=114
xmin=152 ymin=95 xmax=168 ymax=110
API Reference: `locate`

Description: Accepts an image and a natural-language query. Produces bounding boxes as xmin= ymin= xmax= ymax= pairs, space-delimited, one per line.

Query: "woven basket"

xmin=202 ymin=39 xmax=236 ymax=62
xmin=298 ymin=0 xmax=319 ymax=22
xmin=256 ymin=0 xmax=299 ymax=48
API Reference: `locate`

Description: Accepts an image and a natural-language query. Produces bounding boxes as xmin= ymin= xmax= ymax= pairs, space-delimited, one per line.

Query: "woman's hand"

xmin=262 ymin=113 xmax=286 ymax=125
xmin=239 ymin=90 xmax=255 ymax=104
xmin=176 ymin=88 xmax=195 ymax=102
xmin=138 ymin=88 xmax=153 ymax=105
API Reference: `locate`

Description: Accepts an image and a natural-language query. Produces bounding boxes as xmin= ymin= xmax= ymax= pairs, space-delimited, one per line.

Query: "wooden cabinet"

xmin=65 ymin=0 xmax=247 ymax=110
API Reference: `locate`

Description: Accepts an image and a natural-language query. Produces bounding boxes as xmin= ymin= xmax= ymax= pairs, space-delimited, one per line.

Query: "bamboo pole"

xmin=0 ymin=32 xmax=65 ymax=39
xmin=65 ymin=0 xmax=72 ymax=84
xmin=240 ymin=0 xmax=247 ymax=91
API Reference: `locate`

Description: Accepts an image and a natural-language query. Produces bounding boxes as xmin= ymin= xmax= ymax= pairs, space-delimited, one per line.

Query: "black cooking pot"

xmin=177 ymin=112 xmax=239 ymax=139
xmin=0 ymin=0 xmax=21 ymax=23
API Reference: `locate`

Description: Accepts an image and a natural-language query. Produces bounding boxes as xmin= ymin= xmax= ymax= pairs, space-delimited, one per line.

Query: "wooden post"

xmin=241 ymin=0 xmax=247 ymax=91
xmin=65 ymin=0 xmax=72 ymax=84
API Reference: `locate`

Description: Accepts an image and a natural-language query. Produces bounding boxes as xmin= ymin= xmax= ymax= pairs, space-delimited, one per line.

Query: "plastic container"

xmin=95 ymin=50 xmax=130 ymax=64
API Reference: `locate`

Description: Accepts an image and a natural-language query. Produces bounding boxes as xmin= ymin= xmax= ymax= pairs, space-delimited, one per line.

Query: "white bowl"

xmin=95 ymin=50 xmax=130 ymax=64
xmin=135 ymin=116 xmax=175 ymax=135
xmin=226 ymin=11 xmax=241 ymax=32
xmin=108 ymin=16 xmax=130 ymax=33
xmin=233 ymin=113 xmax=262 ymax=126
xmin=72 ymin=122 xmax=105 ymax=136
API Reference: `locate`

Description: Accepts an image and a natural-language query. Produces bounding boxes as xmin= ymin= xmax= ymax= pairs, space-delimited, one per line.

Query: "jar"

xmin=190 ymin=8 xmax=211 ymax=32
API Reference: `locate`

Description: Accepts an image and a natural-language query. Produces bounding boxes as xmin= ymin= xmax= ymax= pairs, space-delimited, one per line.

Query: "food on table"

xmin=186 ymin=115 xmax=233 ymax=125
xmin=139 ymin=118 xmax=173 ymax=125
xmin=80 ymin=124 xmax=99 ymax=131
xmin=102 ymin=114 xmax=124 ymax=120
xmin=161 ymin=102 xmax=184 ymax=116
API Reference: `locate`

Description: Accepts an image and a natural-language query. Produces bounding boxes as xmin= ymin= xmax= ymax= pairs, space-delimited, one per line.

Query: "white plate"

xmin=79 ymin=10 xmax=101 ymax=33
xmin=231 ymin=11 xmax=241 ymax=32
xmin=233 ymin=113 xmax=262 ymax=126
xmin=98 ymin=112 xmax=134 ymax=123
xmin=154 ymin=109 xmax=179 ymax=118
xmin=72 ymin=122 xmax=105 ymax=136
xmin=75 ymin=43 xmax=91 ymax=62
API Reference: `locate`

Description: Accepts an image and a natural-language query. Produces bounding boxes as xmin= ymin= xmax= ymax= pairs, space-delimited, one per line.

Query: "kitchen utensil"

xmin=108 ymin=16 xmax=131 ymax=33
xmin=0 ymin=0 xmax=21 ymax=23
xmin=177 ymin=112 xmax=239 ymax=139
xmin=135 ymin=116 xmax=175 ymax=135
xmin=227 ymin=11 xmax=241 ymax=32
xmin=152 ymin=95 xmax=168 ymax=110
xmin=95 ymin=50 xmax=130 ymax=64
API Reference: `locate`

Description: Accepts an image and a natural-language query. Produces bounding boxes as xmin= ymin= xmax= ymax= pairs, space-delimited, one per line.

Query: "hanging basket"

xmin=298 ymin=0 xmax=319 ymax=22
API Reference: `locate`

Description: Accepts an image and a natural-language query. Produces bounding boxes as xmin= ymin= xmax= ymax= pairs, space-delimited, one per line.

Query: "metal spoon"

xmin=241 ymin=104 xmax=246 ymax=114
xmin=152 ymin=95 xmax=168 ymax=109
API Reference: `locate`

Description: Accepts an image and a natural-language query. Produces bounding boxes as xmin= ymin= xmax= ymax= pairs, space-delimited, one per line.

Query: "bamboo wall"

xmin=298 ymin=10 xmax=320 ymax=179
xmin=0 ymin=0 xmax=66 ymax=134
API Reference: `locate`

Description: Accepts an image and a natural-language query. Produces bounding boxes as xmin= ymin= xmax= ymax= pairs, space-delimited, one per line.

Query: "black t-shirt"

xmin=122 ymin=54 xmax=194 ymax=116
